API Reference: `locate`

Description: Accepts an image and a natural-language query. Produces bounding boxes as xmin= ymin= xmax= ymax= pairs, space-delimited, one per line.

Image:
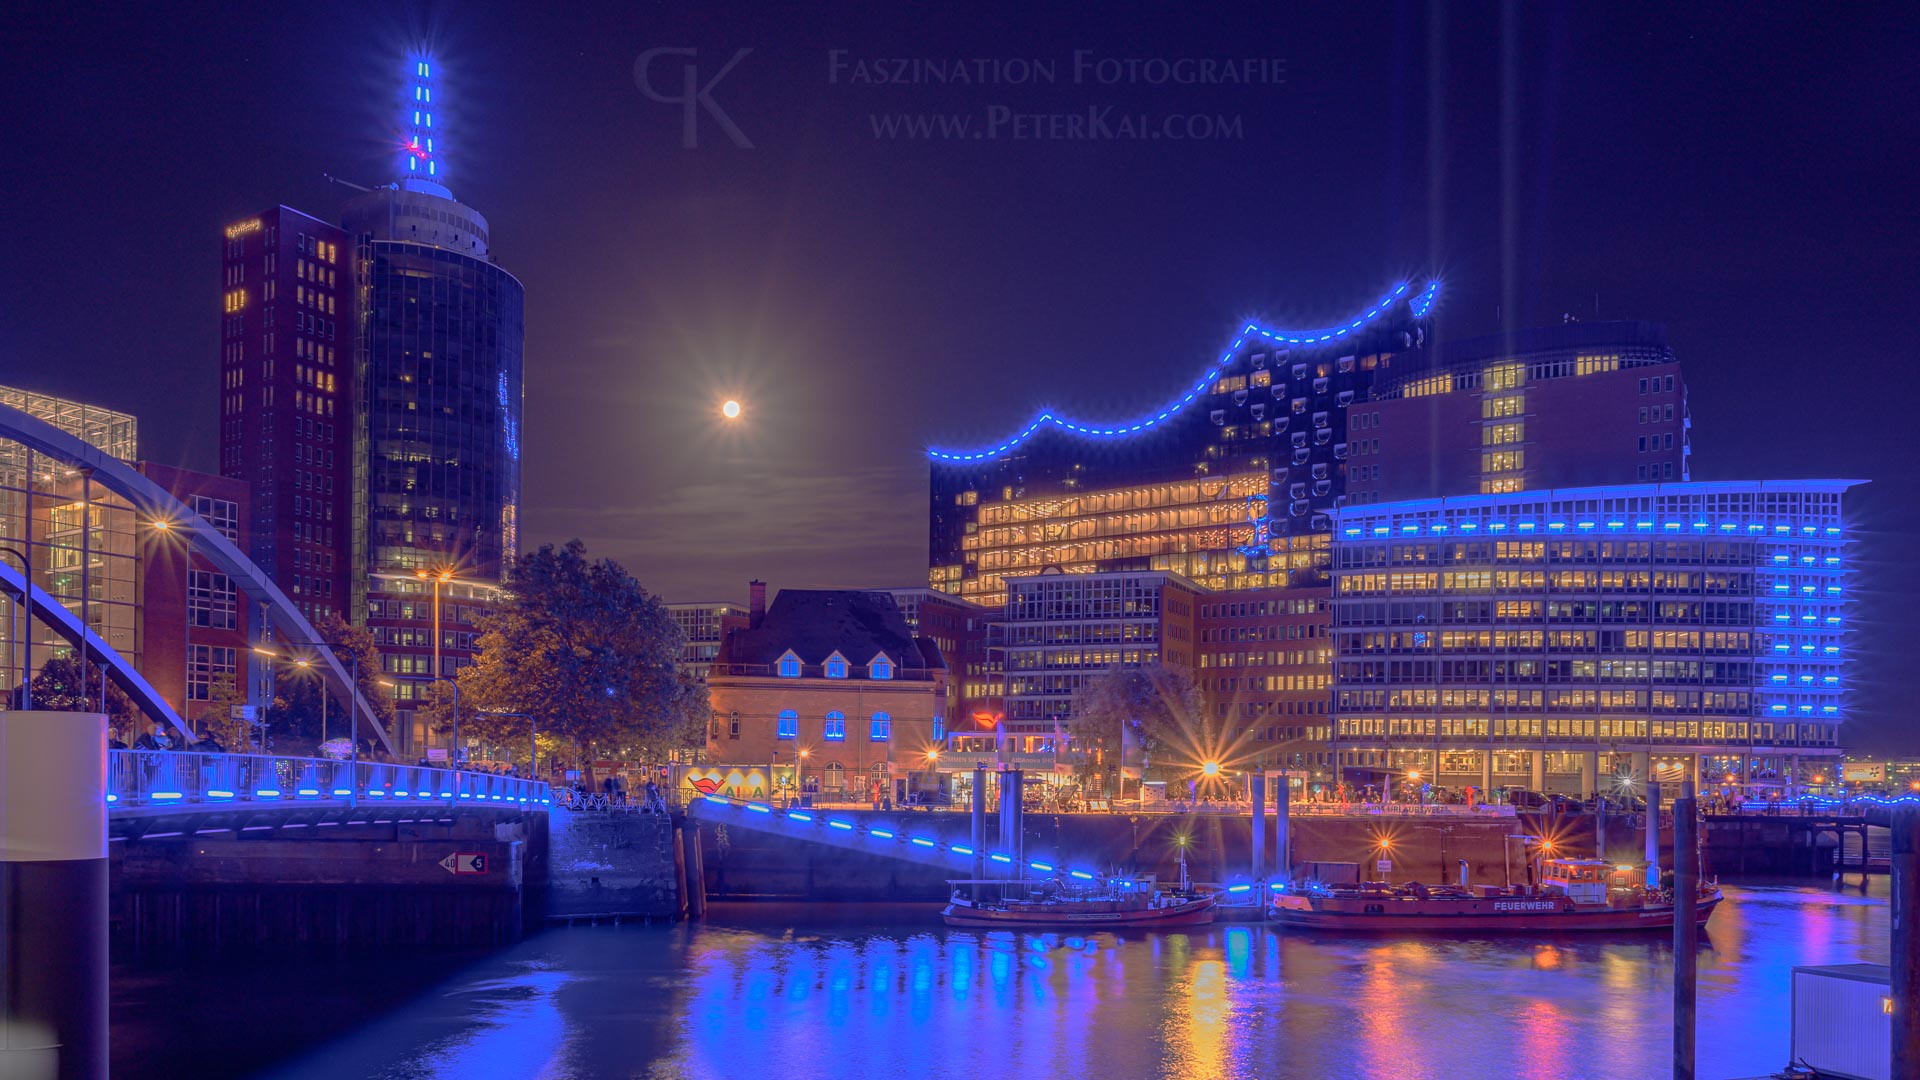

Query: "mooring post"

xmin=1 ymin=710 xmax=108 ymax=1080
xmin=1250 ymin=772 xmax=1266 ymax=882
xmin=999 ymin=768 xmax=1023 ymax=879
xmin=1276 ymin=773 xmax=1292 ymax=884
xmin=1645 ymin=779 xmax=1662 ymax=889
xmin=1673 ymin=780 xmax=1697 ymax=1080
xmin=1893 ymin=807 xmax=1920 ymax=1077
xmin=971 ymin=767 xmax=987 ymax=895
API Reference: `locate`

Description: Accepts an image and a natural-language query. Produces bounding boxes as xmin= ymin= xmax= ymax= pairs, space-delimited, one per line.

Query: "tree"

xmin=13 ymin=656 xmax=139 ymax=732
xmin=261 ymin=612 xmax=396 ymax=749
xmin=452 ymin=540 xmax=707 ymax=768
xmin=199 ymin=675 xmax=257 ymax=751
xmin=1064 ymin=664 xmax=1206 ymax=790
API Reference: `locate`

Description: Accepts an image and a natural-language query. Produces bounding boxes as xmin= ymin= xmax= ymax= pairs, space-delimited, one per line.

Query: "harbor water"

xmin=114 ymin=878 xmax=1890 ymax=1079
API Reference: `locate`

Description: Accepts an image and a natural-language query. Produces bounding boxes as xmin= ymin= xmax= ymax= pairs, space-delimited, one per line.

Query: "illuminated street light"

xmin=722 ymin=399 xmax=742 ymax=419
xmin=1201 ymin=761 xmax=1220 ymax=778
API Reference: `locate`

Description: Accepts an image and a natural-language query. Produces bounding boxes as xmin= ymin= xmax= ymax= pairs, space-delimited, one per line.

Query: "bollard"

xmin=1893 ymin=807 xmax=1920 ymax=1076
xmin=1672 ymin=780 xmax=1697 ymax=1080
xmin=1645 ymin=779 xmax=1662 ymax=889
xmin=1 ymin=711 xmax=108 ymax=1080
xmin=1250 ymin=773 xmax=1266 ymax=882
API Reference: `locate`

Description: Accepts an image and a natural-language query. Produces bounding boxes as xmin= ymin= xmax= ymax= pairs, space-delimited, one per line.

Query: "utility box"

xmin=1791 ymin=964 xmax=1889 ymax=1080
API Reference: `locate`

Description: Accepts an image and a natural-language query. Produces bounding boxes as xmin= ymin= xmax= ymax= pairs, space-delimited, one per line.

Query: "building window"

xmin=824 ymin=711 xmax=846 ymax=740
xmin=187 ymin=644 xmax=237 ymax=701
xmin=824 ymin=653 xmax=848 ymax=679
xmin=191 ymin=495 xmax=240 ymax=542
xmin=728 ymin=712 xmax=740 ymax=739
xmin=870 ymin=712 xmax=891 ymax=741
xmin=870 ymin=654 xmax=893 ymax=680
xmin=777 ymin=710 xmax=799 ymax=739
xmin=188 ymin=570 xmax=238 ymax=630
xmin=777 ymin=652 xmax=802 ymax=678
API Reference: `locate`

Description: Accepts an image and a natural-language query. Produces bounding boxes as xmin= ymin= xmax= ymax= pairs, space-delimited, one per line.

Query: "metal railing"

xmin=106 ymin=749 xmax=551 ymax=809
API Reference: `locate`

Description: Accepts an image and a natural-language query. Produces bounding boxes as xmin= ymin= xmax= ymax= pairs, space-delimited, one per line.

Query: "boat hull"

xmin=1271 ymin=893 xmax=1720 ymax=933
xmin=943 ymin=894 xmax=1217 ymax=929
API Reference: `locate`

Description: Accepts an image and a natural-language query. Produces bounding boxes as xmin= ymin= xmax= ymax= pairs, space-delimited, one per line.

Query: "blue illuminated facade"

xmin=928 ymin=281 xmax=1439 ymax=606
xmin=1328 ymin=481 xmax=1857 ymax=795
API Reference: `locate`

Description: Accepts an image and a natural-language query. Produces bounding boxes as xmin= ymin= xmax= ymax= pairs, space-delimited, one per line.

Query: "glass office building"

xmin=1328 ymin=481 xmax=1856 ymax=797
xmin=338 ymin=56 xmax=525 ymax=752
xmin=928 ymin=281 xmax=1440 ymax=607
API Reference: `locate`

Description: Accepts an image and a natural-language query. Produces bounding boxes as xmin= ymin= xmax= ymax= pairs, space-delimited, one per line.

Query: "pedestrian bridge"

xmin=686 ymin=793 xmax=1259 ymax=894
xmin=106 ymin=749 xmax=550 ymax=839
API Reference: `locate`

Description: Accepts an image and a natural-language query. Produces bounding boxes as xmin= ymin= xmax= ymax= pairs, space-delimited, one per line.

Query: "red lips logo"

xmin=689 ymin=776 xmax=721 ymax=795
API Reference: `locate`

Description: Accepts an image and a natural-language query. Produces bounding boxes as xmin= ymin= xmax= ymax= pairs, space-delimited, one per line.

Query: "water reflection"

xmin=113 ymin=881 xmax=1888 ymax=1080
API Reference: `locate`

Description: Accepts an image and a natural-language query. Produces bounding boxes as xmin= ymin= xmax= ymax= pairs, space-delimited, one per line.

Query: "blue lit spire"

xmin=927 ymin=280 xmax=1440 ymax=463
xmin=400 ymin=55 xmax=441 ymax=185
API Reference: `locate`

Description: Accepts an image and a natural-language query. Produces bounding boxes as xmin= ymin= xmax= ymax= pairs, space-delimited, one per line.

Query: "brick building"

xmin=701 ymin=586 xmax=946 ymax=804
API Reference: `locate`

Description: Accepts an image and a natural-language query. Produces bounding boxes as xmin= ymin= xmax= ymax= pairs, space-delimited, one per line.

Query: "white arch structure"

xmin=0 ymin=401 xmax=397 ymax=754
xmin=0 ymin=558 xmax=189 ymax=739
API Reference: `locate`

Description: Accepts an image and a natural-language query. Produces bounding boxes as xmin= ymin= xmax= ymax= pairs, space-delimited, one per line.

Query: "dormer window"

xmin=824 ymin=652 xmax=849 ymax=679
xmin=777 ymin=651 xmax=802 ymax=678
xmin=869 ymin=653 xmax=895 ymax=680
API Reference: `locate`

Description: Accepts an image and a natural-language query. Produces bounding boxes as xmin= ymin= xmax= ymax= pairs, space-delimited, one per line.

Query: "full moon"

xmin=721 ymin=399 xmax=741 ymax=419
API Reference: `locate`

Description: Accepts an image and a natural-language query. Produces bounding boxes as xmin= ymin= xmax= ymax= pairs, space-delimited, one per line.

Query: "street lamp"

xmin=254 ymin=638 xmax=363 ymax=803
xmin=415 ymin=567 xmax=456 ymax=684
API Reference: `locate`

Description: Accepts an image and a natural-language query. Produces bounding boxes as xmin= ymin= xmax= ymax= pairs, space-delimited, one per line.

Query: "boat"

xmin=942 ymin=875 xmax=1218 ymax=929
xmin=1271 ymin=858 xmax=1721 ymax=933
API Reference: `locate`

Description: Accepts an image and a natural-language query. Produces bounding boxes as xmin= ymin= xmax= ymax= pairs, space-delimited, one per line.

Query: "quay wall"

xmin=111 ymin=815 xmax=545 ymax=959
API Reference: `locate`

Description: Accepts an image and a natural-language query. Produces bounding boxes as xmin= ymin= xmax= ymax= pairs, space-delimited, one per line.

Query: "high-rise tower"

xmin=342 ymin=55 xmax=525 ymax=752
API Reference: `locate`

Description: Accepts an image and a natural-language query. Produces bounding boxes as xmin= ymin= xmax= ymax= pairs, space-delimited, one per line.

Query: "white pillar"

xmin=1530 ymin=750 xmax=1545 ymax=792
xmin=1 ymin=711 xmax=108 ymax=1080
xmin=1581 ymin=749 xmax=1599 ymax=799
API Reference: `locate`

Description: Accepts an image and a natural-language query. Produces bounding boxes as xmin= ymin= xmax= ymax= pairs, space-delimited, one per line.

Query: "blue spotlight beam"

xmin=927 ymin=280 xmax=1440 ymax=463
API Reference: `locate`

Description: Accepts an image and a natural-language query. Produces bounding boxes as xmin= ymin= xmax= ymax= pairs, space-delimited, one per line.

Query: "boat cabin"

xmin=1540 ymin=859 xmax=1632 ymax=905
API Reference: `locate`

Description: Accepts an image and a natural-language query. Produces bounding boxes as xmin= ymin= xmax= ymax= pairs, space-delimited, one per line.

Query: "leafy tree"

xmin=1064 ymin=664 xmax=1206 ymax=789
xmin=451 ymin=540 xmax=707 ymax=768
xmin=13 ymin=656 xmax=139 ymax=731
xmin=197 ymin=675 xmax=259 ymax=751
xmin=261 ymin=612 xmax=395 ymax=749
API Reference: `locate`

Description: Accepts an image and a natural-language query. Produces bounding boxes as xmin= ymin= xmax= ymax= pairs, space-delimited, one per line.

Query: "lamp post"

xmin=416 ymin=567 xmax=455 ymax=683
xmin=254 ymin=639 xmax=363 ymax=800
xmin=475 ymin=709 xmax=537 ymax=778
xmin=1 ymin=545 xmax=29 ymax=710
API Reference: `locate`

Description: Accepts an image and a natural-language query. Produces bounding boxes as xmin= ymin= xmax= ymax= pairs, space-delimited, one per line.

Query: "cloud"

xmin=532 ymin=460 xmax=927 ymax=597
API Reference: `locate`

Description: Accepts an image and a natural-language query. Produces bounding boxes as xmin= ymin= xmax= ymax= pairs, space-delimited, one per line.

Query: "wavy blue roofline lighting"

xmin=927 ymin=280 xmax=1440 ymax=463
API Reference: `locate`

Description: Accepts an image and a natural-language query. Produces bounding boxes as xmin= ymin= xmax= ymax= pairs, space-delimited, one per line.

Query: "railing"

xmin=106 ymin=750 xmax=551 ymax=810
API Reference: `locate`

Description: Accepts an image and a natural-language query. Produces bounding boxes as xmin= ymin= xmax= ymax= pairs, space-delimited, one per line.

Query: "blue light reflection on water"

xmin=226 ymin=882 xmax=1888 ymax=1080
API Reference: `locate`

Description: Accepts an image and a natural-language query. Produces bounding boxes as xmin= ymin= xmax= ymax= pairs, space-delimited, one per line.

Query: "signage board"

xmin=439 ymin=852 xmax=488 ymax=875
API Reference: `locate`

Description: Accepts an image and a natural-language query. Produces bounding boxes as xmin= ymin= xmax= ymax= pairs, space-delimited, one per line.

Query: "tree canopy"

xmin=1064 ymin=664 xmax=1206 ymax=787
xmin=13 ymin=655 xmax=139 ymax=730
xmin=451 ymin=540 xmax=707 ymax=766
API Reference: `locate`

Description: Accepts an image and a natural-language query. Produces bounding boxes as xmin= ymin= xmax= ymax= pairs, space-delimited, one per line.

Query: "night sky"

xmin=3 ymin=3 xmax=1916 ymax=748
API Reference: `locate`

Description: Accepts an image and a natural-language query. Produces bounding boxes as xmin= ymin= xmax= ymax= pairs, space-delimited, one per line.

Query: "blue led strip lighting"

xmin=927 ymin=280 xmax=1440 ymax=463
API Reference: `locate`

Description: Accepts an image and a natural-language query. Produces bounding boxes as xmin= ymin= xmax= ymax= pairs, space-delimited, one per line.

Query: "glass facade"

xmin=357 ymin=240 xmax=523 ymax=585
xmin=0 ymin=387 xmax=141 ymax=689
xmin=929 ymin=286 xmax=1435 ymax=607
xmin=1329 ymin=481 xmax=1854 ymax=792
